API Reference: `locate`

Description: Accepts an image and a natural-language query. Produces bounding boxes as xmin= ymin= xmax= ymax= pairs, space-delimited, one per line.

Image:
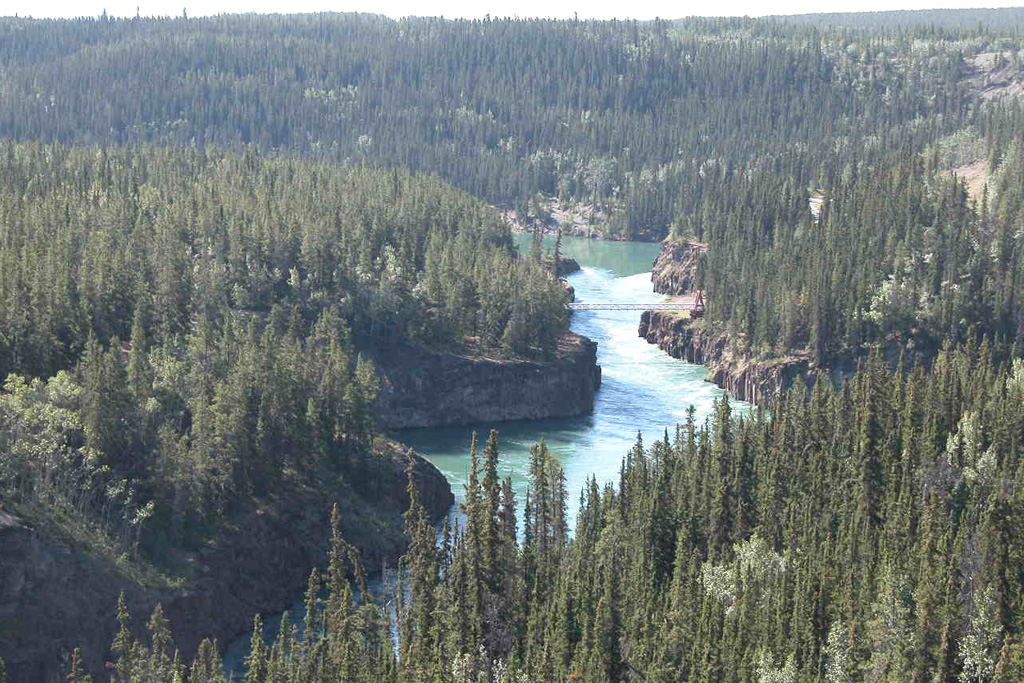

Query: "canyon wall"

xmin=0 ymin=443 xmax=452 ymax=683
xmin=651 ymin=240 xmax=707 ymax=295
xmin=373 ymin=332 xmax=601 ymax=429
xmin=639 ymin=311 xmax=810 ymax=405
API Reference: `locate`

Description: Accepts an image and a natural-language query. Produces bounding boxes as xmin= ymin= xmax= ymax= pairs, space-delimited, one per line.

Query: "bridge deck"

xmin=566 ymin=302 xmax=696 ymax=311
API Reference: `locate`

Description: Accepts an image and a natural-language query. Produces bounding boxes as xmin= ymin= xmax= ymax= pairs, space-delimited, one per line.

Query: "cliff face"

xmin=651 ymin=240 xmax=707 ymax=295
xmin=0 ymin=443 xmax=452 ymax=683
xmin=373 ymin=332 xmax=601 ymax=429
xmin=638 ymin=311 xmax=809 ymax=405
xmin=645 ymin=239 xmax=810 ymax=404
xmin=554 ymin=256 xmax=581 ymax=277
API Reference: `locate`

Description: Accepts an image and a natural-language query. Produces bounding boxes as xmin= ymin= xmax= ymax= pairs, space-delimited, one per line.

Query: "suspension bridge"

xmin=565 ymin=291 xmax=705 ymax=315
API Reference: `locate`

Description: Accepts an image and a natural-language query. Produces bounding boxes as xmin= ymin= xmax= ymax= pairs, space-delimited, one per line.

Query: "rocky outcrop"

xmin=651 ymin=240 xmax=708 ymax=295
xmin=500 ymin=197 xmax=610 ymax=239
xmin=554 ymin=256 xmax=581 ymax=277
xmin=0 ymin=443 xmax=452 ymax=683
xmin=644 ymin=238 xmax=811 ymax=404
xmin=373 ymin=333 xmax=601 ymax=429
xmin=540 ymin=255 xmax=581 ymax=277
xmin=562 ymin=278 xmax=576 ymax=304
xmin=638 ymin=311 xmax=809 ymax=405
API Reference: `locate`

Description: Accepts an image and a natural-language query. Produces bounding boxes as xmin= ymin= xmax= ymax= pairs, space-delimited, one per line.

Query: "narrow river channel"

xmin=224 ymin=235 xmax=744 ymax=672
xmin=402 ymin=234 xmax=743 ymax=524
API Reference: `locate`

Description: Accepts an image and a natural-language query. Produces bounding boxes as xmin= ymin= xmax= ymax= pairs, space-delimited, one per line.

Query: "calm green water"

xmin=400 ymin=235 xmax=742 ymax=526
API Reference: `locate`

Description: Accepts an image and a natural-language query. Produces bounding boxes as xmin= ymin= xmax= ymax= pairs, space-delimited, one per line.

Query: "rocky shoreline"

xmin=642 ymin=238 xmax=809 ymax=405
xmin=373 ymin=332 xmax=601 ymax=429
xmin=638 ymin=311 xmax=810 ymax=405
xmin=553 ymin=255 xmax=581 ymax=276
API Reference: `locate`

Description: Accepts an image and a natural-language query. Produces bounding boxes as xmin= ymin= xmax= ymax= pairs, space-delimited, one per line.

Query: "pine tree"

xmin=914 ymin=492 xmax=948 ymax=680
xmin=189 ymin=639 xmax=223 ymax=683
xmin=147 ymin=604 xmax=172 ymax=680
xmin=993 ymin=637 xmax=1024 ymax=683
xmin=112 ymin=593 xmax=137 ymax=683
xmin=66 ymin=648 xmax=92 ymax=683
xmin=481 ymin=429 xmax=502 ymax=591
xmin=709 ymin=395 xmax=735 ymax=559
xmin=127 ymin=303 xmax=152 ymax=401
xmin=399 ymin=450 xmax=440 ymax=683
xmin=244 ymin=615 xmax=269 ymax=683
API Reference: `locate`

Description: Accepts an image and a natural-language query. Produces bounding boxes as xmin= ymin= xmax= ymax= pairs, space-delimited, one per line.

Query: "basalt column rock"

xmin=651 ymin=240 xmax=708 ymax=295
xmin=638 ymin=311 xmax=809 ymax=405
xmin=373 ymin=332 xmax=601 ymax=429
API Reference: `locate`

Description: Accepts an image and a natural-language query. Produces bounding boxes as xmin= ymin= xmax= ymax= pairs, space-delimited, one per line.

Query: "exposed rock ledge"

xmin=373 ymin=332 xmax=601 ymax=429
xmin=553 ymin=256 xmax=581 ymax=277
xmin=651 ymin=240 xmax=707 ymax=295
xmin=0 ymin=442 xmax=452 ymax=683
xmin=638 ymin=311 xmax=809 ymax=405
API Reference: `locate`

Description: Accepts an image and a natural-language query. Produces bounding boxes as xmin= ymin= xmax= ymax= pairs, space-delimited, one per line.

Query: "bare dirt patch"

xmin=964 ymin=51 xmax=1024 ymax=100
xmin=500 ymin=195 xmax=611 ymax=239
xmin=953 ymin=159 xmax=989 ymax=201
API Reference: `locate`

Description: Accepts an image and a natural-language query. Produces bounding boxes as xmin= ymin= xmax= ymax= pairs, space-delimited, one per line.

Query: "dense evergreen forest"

xmin=767 ymin=8 xmax=1024 ymax=30
xmin=695 ymin=99 xmax=1024 ymax=367
xmin=3 ymin=8 xmax=1024 ymax=683
xmin=0 ymin=11 xmax=1010 ymax=241
xmin=65 ymin=342 xmax=1024 ymax=683
xmin=2 ymin=10 xmax=1024 ymax=368
xmin=0 ymin=141 xmax=562 ymax=610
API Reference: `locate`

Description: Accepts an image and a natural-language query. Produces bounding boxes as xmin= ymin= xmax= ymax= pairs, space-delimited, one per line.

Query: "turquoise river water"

xmin=402 ymin=234 xmax=739 ymax=524
xmin=224 ymin=235 xmax=742 ymax=671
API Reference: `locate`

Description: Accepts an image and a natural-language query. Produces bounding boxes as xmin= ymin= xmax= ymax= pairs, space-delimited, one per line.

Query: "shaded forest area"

xmin=0 ymin=143 xmax=560 ymax=673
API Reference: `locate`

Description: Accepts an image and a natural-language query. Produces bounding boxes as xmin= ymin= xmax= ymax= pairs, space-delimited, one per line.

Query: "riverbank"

xmin=372 ymin=332 xmax=601 ymax=429
xmin=0 ymin=441 xmax=452 ymax=683
xmin=641 ymin=238 xmax=808 ymax=405
xmin=638 ymin=311 xmax=810 ymax=405
xmin=499 ymin=196 xmax=664 ymax=241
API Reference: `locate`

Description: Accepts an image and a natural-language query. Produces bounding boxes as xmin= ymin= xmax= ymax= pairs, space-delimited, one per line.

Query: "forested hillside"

xmin=3 ymin=11 xmax=1024 ymax=369
xmin=0 ymin=137 xmax=565 ymax=565
xmin=2 ymin=8 xmax=1024 ymax=683
xmin=692 ymin=100 xmax=1024 ymax=369
xmin=70 ymin=342 xmax=1024 ymax=683
xmin=0 ymin=142 xmax=569 ymax=681
xmin=767 ymin=8 xmax=1024 ymax=30
xmin=0 ymin=12 xmax=999 ymax=239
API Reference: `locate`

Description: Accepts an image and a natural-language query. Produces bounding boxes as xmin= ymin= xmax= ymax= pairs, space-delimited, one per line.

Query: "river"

xmin=402 ymin=234 xmax=740 ymax=525
xmin=224 ymin=235 xmax=742 ymax=672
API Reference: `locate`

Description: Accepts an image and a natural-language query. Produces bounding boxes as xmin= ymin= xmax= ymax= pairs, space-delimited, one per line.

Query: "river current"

xmin=224 ymin=235 xmax=742 ymax=671
xmin=402 ymin=234 xmax=739 ymax=525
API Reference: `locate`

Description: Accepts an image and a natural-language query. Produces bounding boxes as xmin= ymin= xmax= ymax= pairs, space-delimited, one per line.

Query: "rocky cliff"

xmin=0 ymin=442 xmax=452 ymax=683
xmin=651 ymin=240 xmax=708 ymax=295
xmin=373 ymin=332 xmax=601 ymax=429
xmin=638 ymin=311 xmax=809 ymax=405
xmin=554 ymin=256 xmax=581 ymax=277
